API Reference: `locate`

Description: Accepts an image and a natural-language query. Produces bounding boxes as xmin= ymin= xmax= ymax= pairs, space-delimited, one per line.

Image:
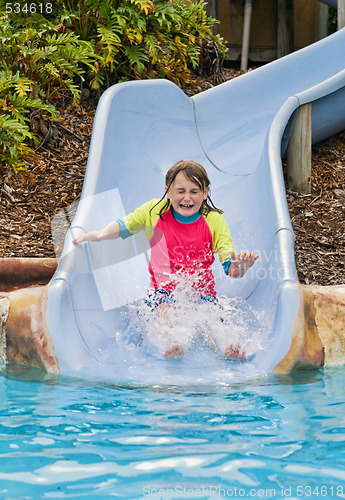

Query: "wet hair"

xmin=150 ymin=160 xmax=223 ymax=219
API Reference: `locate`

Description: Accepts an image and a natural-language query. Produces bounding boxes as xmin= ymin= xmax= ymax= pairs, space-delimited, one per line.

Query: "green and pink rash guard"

xmin=116 ymin=198 xmax=235 ymax=298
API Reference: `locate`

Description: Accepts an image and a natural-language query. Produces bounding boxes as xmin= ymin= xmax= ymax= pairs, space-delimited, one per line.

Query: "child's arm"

xmin=72 ymin=221 xmax=120 ymax=245
xmin=228 ymin=251 xmax=258 ymax=278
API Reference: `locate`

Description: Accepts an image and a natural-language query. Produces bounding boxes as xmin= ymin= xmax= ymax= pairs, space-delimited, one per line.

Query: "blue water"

xmin=0 ymin=364 xmax=345 ymax=499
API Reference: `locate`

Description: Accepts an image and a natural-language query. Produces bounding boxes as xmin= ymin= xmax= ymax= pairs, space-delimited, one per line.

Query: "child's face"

xmin=166 ymin=171 xmax=209 ymax=217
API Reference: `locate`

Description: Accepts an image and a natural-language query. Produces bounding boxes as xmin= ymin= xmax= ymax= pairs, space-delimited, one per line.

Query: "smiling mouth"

xmin=180 ymin=204 xmax=194 ymax=209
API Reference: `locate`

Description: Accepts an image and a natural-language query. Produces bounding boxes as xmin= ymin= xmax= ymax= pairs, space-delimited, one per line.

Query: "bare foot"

xmin=163 ymin=343 xmax=184 ymax=359
xmin=224 ymin=343 xmax=246 ymax=360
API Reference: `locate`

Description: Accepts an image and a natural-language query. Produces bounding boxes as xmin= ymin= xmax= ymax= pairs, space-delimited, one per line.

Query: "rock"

xmin=2 ymin=286 xmax=60 ymax=372
xmin=274 ymin=283 xmax=345 ymax=373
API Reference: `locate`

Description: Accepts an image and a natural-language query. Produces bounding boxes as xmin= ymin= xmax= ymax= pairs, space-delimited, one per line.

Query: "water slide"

xmin=46 ymin=18 xmax=345 ymax=385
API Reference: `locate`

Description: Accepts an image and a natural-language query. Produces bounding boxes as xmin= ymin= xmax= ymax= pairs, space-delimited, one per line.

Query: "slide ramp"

xmin=47 ymin=28 xmax=345 ymax=385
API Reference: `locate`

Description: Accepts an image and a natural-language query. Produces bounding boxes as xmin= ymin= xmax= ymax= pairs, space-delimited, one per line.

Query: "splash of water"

xmin=120 ymin=278 xmax=268 ymax=360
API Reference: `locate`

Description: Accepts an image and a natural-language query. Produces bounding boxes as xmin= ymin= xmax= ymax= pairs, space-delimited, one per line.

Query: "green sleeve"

xmin=205 ymin=211 xmax=235 ymax=274
xmin=119 ymin=199 xmax=166 ymax=241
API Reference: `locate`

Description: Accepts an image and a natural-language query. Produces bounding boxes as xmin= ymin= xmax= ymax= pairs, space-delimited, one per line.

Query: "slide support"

xmin=339 ymin=0 xmax=345 ymax=29
xmin=241 ymin=0 xmax=253 ymax=71
xmin=287 ymin=103 xmax=312 ymax=195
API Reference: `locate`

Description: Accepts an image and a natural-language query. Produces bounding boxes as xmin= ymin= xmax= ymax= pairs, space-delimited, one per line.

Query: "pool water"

xmin=0 ymin=364 xmax=345 ymax=499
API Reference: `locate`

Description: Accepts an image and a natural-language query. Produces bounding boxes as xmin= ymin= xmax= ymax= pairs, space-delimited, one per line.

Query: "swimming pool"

xmin=0 ymin=364 xmax=344 ymax=499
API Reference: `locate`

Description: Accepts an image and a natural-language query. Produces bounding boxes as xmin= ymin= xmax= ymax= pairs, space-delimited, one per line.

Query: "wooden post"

xmin=287 ymin=103 xmax=312 ymax=195
xmin=338 ymin=0 xmax=345 ymax=30
xmin=277 ymin=0 xmax=294 ymax=58
xmin=318 ymin=2 xmax=328 ymax=39
xmin=205 ymin=0 xmax=218 ymax=34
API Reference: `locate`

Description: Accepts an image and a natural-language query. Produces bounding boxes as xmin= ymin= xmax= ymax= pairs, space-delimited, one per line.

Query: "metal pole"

xmin=241 ymin=0 xmax=253 ymax=71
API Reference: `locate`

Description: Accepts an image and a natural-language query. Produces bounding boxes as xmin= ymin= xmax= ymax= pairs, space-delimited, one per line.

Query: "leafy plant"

xmin=0 ymin=0 xmax=226 ymax=96
xmin=55 ymin=0 xmax=226 ymax=89
xmin=0 ymin=71 xmax=56 ymax=170
xmin=0 ymin=14 xmax=95 ymax=103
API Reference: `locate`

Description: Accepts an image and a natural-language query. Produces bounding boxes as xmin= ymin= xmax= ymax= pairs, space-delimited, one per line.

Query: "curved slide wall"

xmin=46 ymin=27 xmax=345 ymax=384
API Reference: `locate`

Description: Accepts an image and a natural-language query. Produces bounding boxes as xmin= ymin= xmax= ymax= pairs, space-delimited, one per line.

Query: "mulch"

xmin=0 ymin=69 xmax=344 ymax=287
xmin=287 ymin=134 xmax=345 ymax=286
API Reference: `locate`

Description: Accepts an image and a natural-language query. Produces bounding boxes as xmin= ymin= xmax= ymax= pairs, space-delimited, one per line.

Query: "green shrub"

xmin=0 ymin=13 xmax=95 ymax=103
xmin=0 ymin=71 xmax=56 ymax=170
xmin=56 ymin=0 xmax=226 ymax=89
xmin=0 ymin=0 xmax=226 ymax=170
xmin=1 ymin=0 xmax=226 ymax=94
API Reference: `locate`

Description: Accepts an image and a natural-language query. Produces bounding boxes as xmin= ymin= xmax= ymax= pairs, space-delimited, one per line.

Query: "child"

xmin=73 ymin=160 xmax=258 ymax=359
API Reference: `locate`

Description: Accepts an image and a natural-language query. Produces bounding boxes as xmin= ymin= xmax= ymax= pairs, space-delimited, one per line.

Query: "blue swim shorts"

xmin=145 ymin=288 xmax=218 ymax=310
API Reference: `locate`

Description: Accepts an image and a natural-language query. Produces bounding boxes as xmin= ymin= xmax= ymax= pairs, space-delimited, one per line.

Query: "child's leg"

xmin=145 ymin=289 xmax=184 ymax=358
xmin=155 ymin=302 xmax=184 ymax=358
xmin=199 ymin=295 xmax=247 ymax=360
xmin=209 ymin=325 xmax=247 ymax=360
xmin=208 ymin=325 xmax=247 ymax=360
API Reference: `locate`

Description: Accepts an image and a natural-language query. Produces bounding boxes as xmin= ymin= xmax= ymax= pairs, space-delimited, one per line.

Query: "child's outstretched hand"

xmin=228 ymin=251 xmax=258 ymax=278
xmin=72 ymin=221 xmax=120 ymax=245
xmin=72 ymin=231 xmax=102 ymax=245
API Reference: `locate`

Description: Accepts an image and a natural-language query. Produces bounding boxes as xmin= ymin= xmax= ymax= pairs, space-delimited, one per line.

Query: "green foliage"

xmin=55 ymin=0 xmax=226 ymax=88
xmin=0 ymin=0 xmax=225 ymax=171
xmin=0 ymin=11 xmax=95 ymax=170
xmin=0 ymin=14 xmax=95 ymax=103
xmin=0 ymin=71 xmax=56 ymax=169
xmin=0 ymin=0 xmax=225 ymax=92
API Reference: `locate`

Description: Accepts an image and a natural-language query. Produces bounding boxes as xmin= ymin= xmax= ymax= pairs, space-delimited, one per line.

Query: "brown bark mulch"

xmin=287 ymin=133 xmax=345 ymax=285
xmin=0 ymin=70 xmax=344 ymax=287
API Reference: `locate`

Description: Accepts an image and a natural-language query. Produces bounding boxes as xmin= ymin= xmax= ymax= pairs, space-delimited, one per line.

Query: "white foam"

xmin=120 ymin=277 xmax=268 ymax=361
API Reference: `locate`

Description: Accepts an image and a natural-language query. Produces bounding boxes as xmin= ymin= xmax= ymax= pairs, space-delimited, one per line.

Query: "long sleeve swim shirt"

xmin=117 ymin=199 xmax=235 ymax=296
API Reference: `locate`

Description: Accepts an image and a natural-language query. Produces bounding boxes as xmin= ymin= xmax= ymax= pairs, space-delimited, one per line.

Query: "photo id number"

xmin=5 ymin=3 xmax=53 ymax=15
